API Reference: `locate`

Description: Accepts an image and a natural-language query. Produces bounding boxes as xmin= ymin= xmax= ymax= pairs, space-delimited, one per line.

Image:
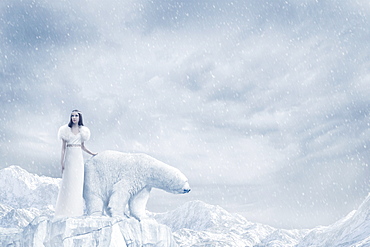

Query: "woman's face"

xmin=71 ymin=112 xmax=79 ymax=125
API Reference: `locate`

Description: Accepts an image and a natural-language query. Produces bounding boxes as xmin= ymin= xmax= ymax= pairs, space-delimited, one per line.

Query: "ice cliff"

xmin=0 ymin=166 xmax=370 ymax=246
xmin=1 ymin=215 xmax=177 ymax=246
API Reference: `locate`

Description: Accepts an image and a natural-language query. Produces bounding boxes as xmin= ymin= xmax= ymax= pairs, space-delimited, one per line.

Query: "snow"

xmin=0 ymin=165 xmax=370 ymax=246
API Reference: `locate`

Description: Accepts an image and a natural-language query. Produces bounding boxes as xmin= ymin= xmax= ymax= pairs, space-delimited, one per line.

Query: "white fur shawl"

xmin=58 ymin=124 xmax=91 ymax=142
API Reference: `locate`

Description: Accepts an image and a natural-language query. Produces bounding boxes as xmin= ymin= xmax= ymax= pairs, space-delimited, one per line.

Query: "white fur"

xmin=58 ymin=124 xmax=90 ymax=142
xmin=83 ymin=150 xmax=191 ymax=220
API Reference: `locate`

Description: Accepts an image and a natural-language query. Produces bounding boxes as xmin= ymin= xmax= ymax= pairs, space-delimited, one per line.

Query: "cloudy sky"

xmin=0 ymin=0 xmax=369 ymax=228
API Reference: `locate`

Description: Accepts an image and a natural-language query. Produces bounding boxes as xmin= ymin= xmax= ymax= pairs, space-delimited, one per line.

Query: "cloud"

xmin=0 ymin=0 xmax=369 ymax=228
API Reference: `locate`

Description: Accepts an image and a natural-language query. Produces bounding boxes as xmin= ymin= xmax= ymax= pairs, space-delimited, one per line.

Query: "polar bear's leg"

xmin=129 ymin=186 xmax=152 ymax=221
xmin=85 ymin=193 xmax=105 ymax=216
xmin=84 ymin=183 xmax=104 ymax=216
xmin=107 ymin=180 xmax=131 ymax=217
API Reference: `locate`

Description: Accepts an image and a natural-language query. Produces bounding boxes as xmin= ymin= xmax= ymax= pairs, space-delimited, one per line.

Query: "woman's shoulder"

xmin=58 ymin=124 xmax=70 ymax=141
xmin=79 ymin=126 xmax=91 ymax=142
xmin=79 ymin=125 xmax=90 ymax=131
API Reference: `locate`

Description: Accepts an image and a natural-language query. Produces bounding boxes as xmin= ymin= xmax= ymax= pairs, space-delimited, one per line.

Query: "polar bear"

xmin=83 ymin=150 xmax=191 ymax=220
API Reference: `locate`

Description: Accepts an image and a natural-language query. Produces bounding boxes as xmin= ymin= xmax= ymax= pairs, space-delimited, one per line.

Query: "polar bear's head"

xmin=154 ymin=165 xmax=191 ymax=194
xmin=166 ymin=172 xmax=191 ymax=194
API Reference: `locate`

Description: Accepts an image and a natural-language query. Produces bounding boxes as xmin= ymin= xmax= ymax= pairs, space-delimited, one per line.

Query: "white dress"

xmin=55 ymin=124 xmax=90 ymax=217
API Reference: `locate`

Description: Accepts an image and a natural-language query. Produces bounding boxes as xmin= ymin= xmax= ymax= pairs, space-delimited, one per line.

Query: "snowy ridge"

xmin=0 ymin=166 xmax=58 ymax=229
xmin=298 ymin=194 xmax=370 ymax=247
xmin=0 ymin=165 xmax=60 ymax=210
xmin=153 ymin=200 xmax=307 ymax=247
xmin=0 ymin=166 xmax=369 ymax=246
xmin=153 ymin=200 xmax=252 ymax=232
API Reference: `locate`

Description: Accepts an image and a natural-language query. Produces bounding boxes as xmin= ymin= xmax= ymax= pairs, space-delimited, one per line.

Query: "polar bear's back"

xmin=84 ymin=150 xmax=160 ymax=196
xmin=85 ymin=150 xmax=157 ymax=176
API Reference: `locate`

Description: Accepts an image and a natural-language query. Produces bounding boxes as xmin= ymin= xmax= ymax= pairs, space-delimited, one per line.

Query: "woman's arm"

xmin=81 ymin=142 xmax=98 ymax=156
xmin=61 ymin=140 xmax=66 ymax=173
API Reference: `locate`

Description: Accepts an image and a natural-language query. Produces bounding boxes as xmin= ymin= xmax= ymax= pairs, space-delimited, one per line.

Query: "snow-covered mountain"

xmin=297 ymin=194 xmax=370 ymax=247
xmin=0 ymin=165 xmax=60 ymax=210
xmin=0 ymin=166 xmax=369 ymax=246
xmin=153 ymin=200 xmax=308 ymax=246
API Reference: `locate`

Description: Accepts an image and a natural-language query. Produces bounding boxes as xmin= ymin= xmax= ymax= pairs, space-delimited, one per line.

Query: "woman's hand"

xmin=81 ymin=142 xmax=98 ymax=156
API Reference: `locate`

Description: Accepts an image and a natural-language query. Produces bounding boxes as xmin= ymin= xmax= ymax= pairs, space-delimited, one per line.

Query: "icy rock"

xmin=0 ymin=208 xmax=42 ymax=228
xmin=21 ymin=216 xmax=178 ymax=247
xmin=0 ymin=203 xmax=12 ymax=219
xmin=0 ymin=228 xmax=22 ymax=247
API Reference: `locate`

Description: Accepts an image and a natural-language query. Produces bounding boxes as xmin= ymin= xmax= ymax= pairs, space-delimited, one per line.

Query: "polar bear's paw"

xmin=89 ymin=211 xmax=103 ymax=217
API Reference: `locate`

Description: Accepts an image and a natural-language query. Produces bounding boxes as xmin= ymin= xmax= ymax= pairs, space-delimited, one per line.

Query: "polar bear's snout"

xmin=183 ymin=188 xmax=191 ymax=193
xmin=182 ymin=182 xmax=191 ymax=194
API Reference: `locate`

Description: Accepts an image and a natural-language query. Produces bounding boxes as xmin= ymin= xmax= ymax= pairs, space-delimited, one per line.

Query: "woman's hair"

xmin=68 ymin=109 xmax=84 ymax=127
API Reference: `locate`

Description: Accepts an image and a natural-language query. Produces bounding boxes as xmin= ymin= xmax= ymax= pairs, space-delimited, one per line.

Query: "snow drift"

xmin=0 ymin=166 xmax=369 ymax=246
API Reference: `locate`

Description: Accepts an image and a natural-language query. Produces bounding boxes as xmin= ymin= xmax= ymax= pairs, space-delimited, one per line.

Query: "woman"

xmin=55 ymin=110 xmax=97 ymax=217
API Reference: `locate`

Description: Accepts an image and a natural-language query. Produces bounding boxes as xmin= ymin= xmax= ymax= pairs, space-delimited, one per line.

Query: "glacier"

xmin=0 ymin=165 xmax=369 ymax=246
